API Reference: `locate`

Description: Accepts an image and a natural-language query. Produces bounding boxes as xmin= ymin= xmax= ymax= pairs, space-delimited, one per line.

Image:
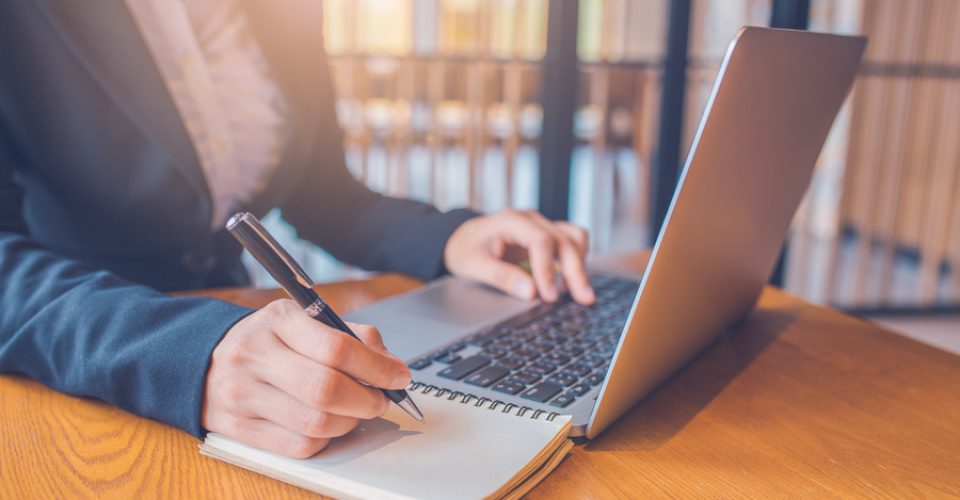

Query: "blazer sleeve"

xmin=279 ymin=47 xmax=478 ymax=281
xmin=0 ymin=139 xmax=252 ymax=438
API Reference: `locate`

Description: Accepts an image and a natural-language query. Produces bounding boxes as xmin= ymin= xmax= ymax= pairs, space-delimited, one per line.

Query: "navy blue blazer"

xmin=0 ymin=1 xmax=474 ymax=437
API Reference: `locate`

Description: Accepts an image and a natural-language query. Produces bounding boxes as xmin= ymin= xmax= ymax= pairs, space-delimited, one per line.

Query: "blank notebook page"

xmin=202 ymin=392 xmax=572 ymax=499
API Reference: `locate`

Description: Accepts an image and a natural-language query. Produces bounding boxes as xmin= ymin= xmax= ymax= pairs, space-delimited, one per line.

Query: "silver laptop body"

xmin=346 ymin=27 xmax=866 ymax=438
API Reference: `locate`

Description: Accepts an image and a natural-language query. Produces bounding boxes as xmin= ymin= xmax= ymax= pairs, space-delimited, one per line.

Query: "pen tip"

xmin=397 ymin=397 xmax=425 ymax=422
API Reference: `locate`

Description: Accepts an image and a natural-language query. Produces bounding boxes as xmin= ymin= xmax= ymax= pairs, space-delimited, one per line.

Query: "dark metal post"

xmin=537 ymin=0 xmax=580 ymax=220
xmin=769 ymin=0 xmax=810 ymax=286
xmin=649 ymin=0 xmax=692 ymax=243
xmin=770 ymin=0 xmax=811 ymax=30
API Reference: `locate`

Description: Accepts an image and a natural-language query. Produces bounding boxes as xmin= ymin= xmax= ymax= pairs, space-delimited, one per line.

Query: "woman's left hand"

xmin=443 ymin=209 xmax=595 ymax=305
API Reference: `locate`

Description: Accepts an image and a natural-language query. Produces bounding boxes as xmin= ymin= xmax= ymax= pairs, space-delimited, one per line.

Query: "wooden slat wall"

xmin=827 ymin=0 xmax=960 ymax=307
xmin=915 ymin=0 xmax=960 ymax=303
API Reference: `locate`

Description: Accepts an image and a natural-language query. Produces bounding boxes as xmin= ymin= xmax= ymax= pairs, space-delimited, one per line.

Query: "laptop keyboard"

xmin=407 ymin=274 xmax=640 ymax=409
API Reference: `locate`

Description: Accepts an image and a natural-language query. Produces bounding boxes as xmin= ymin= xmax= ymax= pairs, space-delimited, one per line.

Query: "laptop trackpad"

xmin=344 ymin=277 xmax=536 ymax=362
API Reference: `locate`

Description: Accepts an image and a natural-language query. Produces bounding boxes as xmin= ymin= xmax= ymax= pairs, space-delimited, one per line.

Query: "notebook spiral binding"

xmin=408 ymin=382 xmax=560 ymax=422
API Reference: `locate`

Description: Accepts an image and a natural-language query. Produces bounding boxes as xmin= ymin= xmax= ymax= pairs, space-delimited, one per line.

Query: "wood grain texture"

xmin=2 ymin=253 xmax=958 ymax=498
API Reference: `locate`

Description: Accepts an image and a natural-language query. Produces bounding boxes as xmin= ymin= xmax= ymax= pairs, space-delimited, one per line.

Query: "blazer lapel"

xmin=29 ymin=0 xmax=211 ymax=205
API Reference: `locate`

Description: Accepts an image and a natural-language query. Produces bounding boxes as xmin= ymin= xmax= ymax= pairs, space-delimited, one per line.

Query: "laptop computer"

xmin=345 ymin=27 xmax=866 ymax=439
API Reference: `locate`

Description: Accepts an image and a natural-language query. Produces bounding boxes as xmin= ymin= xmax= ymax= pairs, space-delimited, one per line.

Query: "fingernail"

xmin=544 ymin=288 xmax=558 ymax=302
xmin=513 ymin=278 xmax=534 ymax=299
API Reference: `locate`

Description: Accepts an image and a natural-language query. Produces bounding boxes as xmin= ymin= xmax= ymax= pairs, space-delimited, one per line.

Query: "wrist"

xmin=439 ymin=210 xmax=481 ymax=277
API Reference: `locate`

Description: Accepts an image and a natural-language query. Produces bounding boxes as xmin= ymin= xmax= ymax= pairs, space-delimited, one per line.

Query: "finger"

xmin=253 ymin=336 xmax=390 ymax=419
xmin=460 ymin=253 xmax=536 ymax=300
xmin=528 ymin=219 xmax=593 ymax=304
xmin=527 ymin=233 xmax=558 ymax=302
xmin=524 ymin=212 xmax=586 ymax=259
xmin=555 ymin=238 xmax=595 ymax=304
xmin=246 ymin=382 xmax=360 ymax=438
xmin=211 ymin=413 xmax=332 ymax=459
xmin=346 ymin=321 xmax=388 ymax=354
xmin=523 ymin=211 xmax=589 ymax=256
xmin=271 ymin=309 xmax=411 ymax=389
xmin=555 ymin=222 xmax=590 ymax=256
xmin=521 ymin=212 xmax=588 ymax=303
xmin=503 ymin=212 xmax=559 ymax=302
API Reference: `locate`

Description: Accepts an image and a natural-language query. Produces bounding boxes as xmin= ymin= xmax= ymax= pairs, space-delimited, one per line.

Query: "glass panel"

xmin=259 ymin=0 xmax=960 ymax=309
xmin=573 ymin=0 xmax=668 ymax=252
xmin=787 ymin=0 xmax=960 ymax=309
xmin=685 ymin=0 xmax=770 ymax=154
xmin=247 ymin=0 xmax=551 ymax=285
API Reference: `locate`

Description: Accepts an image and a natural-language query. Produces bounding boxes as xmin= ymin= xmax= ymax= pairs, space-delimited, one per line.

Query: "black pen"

xmin=226 ymin=211 xmax=424 ymax=422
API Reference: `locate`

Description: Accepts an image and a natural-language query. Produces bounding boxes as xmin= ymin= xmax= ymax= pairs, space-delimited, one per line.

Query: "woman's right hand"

xmin=201 ymin=299 xmax=412 ymax=458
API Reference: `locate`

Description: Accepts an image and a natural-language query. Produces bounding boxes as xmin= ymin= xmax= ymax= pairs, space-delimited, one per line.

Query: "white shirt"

xmin=125 ymin=0 xmax=289 ymax=228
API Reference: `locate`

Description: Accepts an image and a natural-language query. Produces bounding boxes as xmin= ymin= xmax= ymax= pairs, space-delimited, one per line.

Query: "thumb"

xmin=463 ymin=255 xmax=537 ymax=300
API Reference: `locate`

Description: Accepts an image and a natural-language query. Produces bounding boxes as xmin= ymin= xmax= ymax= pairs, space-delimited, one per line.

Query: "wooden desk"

xmin=2 ymin=252 xmax=959 ymax=498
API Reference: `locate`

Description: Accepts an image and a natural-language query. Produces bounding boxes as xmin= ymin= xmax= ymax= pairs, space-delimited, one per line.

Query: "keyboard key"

xmin=464 ymin=366 xmax=511 ymax=387
xmin=495 ymin=338 xmax=521 ymax=350
xmin=566 ymin=363 xmax=592 ymax=377
xmin=512 ymin=371 xmax=542 ymax=385
xmin=468 ymin=334 xmax=494 ymax=347
xmin=597 ymin=340 xmax=617 ymax=350
xmin=498 ymin=357 xmax=526 ymax=370
xmin=558 ymin=346 xmax=584 ymax=357
xmin=583 ymin=355 xmax=608 ymax=367
xmin=502 ymin=377 xmax=531 ymax=389
xmin=548 ymin=372 xmax=578 ymax=386
xmin=587 ymin=372 xmax=606 ymax=385
xmin=544 ymin=353 xmax=571 ymax=365
xmin=571 ymin=339 xmax=596 ymax=350
xmin=527 ymin=323 xmax=547 ymax=334
xmin=572 ymin=308 xmax=591 ymax=318
xmin=530 ymin=341 xmax=554 ymax=352
xmin=513 ymin=331 xmax=534 ymax=341
xmin=481 ymin=346 xmax=509 ymax=358
xmin=491 ymin=380 xmax=526 ymax=395
xmin=527 ymin=361 xmax=558 ymax=375
xmin=438 ymin=355 xmax=492 ymax=380
xmin=521 ymin=382 xmax=564 ymax=403
xmin=550 ymin=393 xmax=577 ymax=408
xmin=570 ymin=383 xmax=592 ymax=396
xmin=559 ymin=325 xmax=583 ymax=337
xmin=492 ymin=328 xmax=514 ymax=338
xmin=448 ymin=341 xmax=467 ymax=352
xmin=437 ymin=352 xmax=462 ymax=364
xmin=408 ymin=358 xmax=432 ymax=370
xmin=557 ymin=303 xmax=577 ymax=315
xmin=516 ymin=349 xmax=541 ymax=361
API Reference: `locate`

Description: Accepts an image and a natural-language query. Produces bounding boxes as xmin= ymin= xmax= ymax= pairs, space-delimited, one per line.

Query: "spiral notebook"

xmin=200 ymin=383 xmax=573 ymax=499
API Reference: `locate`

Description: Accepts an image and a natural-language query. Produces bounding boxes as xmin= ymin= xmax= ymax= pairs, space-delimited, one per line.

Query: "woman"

xmin=0 ymin=0 xmax=595 ymax=458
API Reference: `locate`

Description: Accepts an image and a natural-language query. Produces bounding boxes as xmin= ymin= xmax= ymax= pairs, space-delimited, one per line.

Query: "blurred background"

xmin=251 ymin=0 xmax=960 ymax=351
